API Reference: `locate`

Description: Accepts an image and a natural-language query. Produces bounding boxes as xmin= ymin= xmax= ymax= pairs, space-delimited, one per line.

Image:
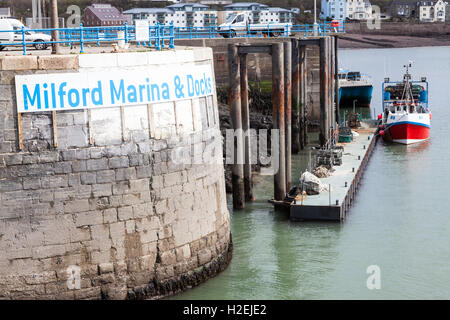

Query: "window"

xmin=236 ymin=14 xmax=245 ymax=22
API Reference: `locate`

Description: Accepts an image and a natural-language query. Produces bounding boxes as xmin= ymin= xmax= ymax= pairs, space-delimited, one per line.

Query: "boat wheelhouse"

xmin=338 ymin=70 xmax=373 ymax=107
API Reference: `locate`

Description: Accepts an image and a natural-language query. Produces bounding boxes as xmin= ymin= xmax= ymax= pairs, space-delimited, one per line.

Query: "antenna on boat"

xmin=403 ymin=61 xmax=413 ymax=81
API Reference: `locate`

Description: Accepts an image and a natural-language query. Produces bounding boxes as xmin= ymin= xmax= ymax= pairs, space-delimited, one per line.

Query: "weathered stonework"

xmin=0 ymin=49 xmax=231 ymax=299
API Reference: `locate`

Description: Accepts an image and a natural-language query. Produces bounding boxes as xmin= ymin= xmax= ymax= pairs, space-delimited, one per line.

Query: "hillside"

xmin=4 ymin=0 xmax=395 ymax=22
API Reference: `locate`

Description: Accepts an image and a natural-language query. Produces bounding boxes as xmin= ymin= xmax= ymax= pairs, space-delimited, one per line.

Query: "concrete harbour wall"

xmin=0 ymin=49 xmax=231 ymax=299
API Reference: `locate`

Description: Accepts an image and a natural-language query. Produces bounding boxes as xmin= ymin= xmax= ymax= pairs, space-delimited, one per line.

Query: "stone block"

xmin=116 ymin=52 xmax=148 ymax=67
xmin=87 ymin=159 xmax=108 ymax=171
xmin=115 ymin=167 xmax=136 ymax=181
xmin=129 ymin=178 xmax=149 ymax=193
xmin=92 ymin=184 xmax=112 ymax=197
xmin=78 ymin=53 xmax=118 ymax=68
xmin=0 ymin=179 xmax=23 ymax=192
xmin=80 ymin=172 xmax=96 ymax=185
xmin=23 ymin=177 xmax=41 ymax=190
xmin=98 ymin=262 xmax=114 ymax=274
xmin=160 ymin=250 xmax=177 ymax=266
xmin=109 ymin=156 xmax=129 ymax=169
xmin=132 ymin=203 xmax=153 ymax=218
xmin=164 ymin=172 xmax=181 ymax=187
xmin=54 ymin=162 xmax=72 ymax=174
xmin=38 ymin=55 xmax=78 ymax=70
xmin=118 ymin=206 xmax=133 ymax=221
xmin=125 ymin=220 xmax=136 ymax=234
xmin=109 ymin=221 xmax=125 ymax=240
xmin=96 ymin=170 xmax=115 ymax=184
xmin=64 ymin=199 xmax=90 ymax=213
xmin=4 ymin=154 xmax=23 ymax=165
xmin=0 ymin=56 xmax=38 ymax=70
xmin=103 ymin=208 xmax=117 ymax=223
xmin=75 ymin=210 xmax=103 ymax=227
xmin=32 ymin=244 xmax=66 ymax=259
xmin=136 ymin=166 xmax=152 ymax=179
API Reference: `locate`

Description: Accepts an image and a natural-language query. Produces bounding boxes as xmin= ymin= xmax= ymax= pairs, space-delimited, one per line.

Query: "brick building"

xmin=84 ymin=3 xmax=127 ymax=27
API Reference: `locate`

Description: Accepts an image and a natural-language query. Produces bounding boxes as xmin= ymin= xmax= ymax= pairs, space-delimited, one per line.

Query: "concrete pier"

xmin=290 ymin=128 xmax=378 ymax=221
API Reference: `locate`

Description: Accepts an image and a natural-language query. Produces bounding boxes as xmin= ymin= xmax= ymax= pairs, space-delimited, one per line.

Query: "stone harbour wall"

xmin=0 ymin=49 xmax=232 ymax=299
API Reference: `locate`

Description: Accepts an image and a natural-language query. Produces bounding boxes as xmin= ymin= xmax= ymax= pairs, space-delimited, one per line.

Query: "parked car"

xmin=0 ymin=18 xmax=52 ymax=51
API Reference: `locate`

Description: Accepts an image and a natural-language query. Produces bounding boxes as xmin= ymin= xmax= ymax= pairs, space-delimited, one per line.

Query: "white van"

xmin=0 ymin=18 xmax=52 ymax=51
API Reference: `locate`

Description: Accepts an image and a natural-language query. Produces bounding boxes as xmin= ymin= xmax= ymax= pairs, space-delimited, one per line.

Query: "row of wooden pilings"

xmin=228 ymin=36 xmax=339 ymax=210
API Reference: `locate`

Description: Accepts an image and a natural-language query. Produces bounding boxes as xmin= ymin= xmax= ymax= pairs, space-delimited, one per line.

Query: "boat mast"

xmin=401 ymin=61 xmax=414 ymax=108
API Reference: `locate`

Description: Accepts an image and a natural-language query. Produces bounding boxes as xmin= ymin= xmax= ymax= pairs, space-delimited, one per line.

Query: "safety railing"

xmin=173 ymin=20 xmax=344 ymax=40
xmin=0 ymin=20 xmax=344 ymax=55
xmin=0 ymin=23 xmax=175 ymax=55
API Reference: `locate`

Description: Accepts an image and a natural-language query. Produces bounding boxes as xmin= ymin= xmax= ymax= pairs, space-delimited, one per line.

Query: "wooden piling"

xmin=328 ymin=37 xmax=334 ymax=138
xmin=228 ymin=44 xmax=245 ymax=209
xmin=330 ymin=37 xmax=336 ymax=135
xmin=240 ymin=53 xmax=253 ymax=202
xmin=291 ymin=39 xmax=300 ymax=154
xmin=272 ymin=43 xmax=286 ymax=201
xmin=284 ymin=41 xmax=292 ymax=191
xmin=334 ymin=36 xmax=340 ymax=125
xmin=299 ymin=44 xmax=308 ymax=149
xmin=319 ymin=37 xmax=329 ymax=146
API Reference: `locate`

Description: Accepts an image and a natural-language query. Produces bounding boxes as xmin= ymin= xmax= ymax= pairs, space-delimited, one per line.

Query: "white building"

xmin=418 ymin=0 xmax=446 ymax=22
xmin=124 ymin=3 xmax=218 ymax=28
xmin=346 ymin=0 xmax=372 ymax=20
xmin=199 ymin=0 xmax=232 ymax=5
xmin=0 ymin=7 xmax=11 ymax=19
xmin=223 ymin=2 xmax=295 ymax=24
xmin=320 ymin=0 xmax=347 ymax=20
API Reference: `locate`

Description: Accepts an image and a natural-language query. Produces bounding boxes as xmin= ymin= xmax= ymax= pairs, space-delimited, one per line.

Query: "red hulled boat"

xmin=380 ymin=62 xmax=430 ymax=145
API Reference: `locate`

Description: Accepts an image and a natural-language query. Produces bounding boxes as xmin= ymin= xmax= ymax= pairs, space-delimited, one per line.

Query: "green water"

xmin=172 ymin=46 xmax=450 ymax=299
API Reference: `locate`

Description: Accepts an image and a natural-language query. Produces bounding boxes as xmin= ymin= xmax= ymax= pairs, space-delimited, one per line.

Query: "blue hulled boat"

xmin=338 ymin=71 xmax=373 ymax=107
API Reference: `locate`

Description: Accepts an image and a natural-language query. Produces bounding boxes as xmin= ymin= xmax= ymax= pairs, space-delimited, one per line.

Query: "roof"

xmin=123 ymin=8 xmax=175 ymax=14
xmin=390 ymin=0 xmax=417 ymax=5
xmin=417 ymin=0 xmax=439 ymax=5
xmin=166 ymin=3 xmax=210 ymax=9
xmin=224 ymin=2 xmax=269 ymax=9
xmin=267 ymin=7 xmax=293 ymax=13
xmin=85 ymin=3 xmax=126 ymax=21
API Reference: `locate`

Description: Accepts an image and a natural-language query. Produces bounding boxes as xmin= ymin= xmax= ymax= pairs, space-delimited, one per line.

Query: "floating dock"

xmin=275 ymin=126 xmax=378 ymax=221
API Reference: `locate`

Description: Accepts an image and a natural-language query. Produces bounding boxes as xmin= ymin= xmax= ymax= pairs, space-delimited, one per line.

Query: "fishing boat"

xmin=380 ymin=62 xmax=430 ymax=145
xmin=338 ymin=70 xmax=373 ymax=107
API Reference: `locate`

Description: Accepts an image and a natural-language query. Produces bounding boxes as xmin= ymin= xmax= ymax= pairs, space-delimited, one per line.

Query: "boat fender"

xmin=377 ymin=114 xmax=382 ymax=120
xmin=379 ymin=130 xmax=385 ymax=136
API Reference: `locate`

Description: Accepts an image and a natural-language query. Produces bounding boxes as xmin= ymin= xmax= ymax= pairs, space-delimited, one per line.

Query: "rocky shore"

xmin=338 ymin=33 xmax=450 ymax=49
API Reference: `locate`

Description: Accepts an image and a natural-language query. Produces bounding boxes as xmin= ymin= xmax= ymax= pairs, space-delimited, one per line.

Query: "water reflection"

xmin=173 ymin=46 xmax=450 ymax=299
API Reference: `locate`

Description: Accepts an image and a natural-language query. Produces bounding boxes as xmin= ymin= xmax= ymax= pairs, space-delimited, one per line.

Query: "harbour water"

xmin=172 ymin=46 xmax=450 ymax=299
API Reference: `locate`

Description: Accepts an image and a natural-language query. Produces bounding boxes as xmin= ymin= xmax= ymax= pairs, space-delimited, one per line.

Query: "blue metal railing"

xmin=0 ymin=20 xmax=344 ymax=55
xmin=172 ymin=20 xmax=344 ymax=40
xmin=0 ymin=22 xmax=175 ymax=55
